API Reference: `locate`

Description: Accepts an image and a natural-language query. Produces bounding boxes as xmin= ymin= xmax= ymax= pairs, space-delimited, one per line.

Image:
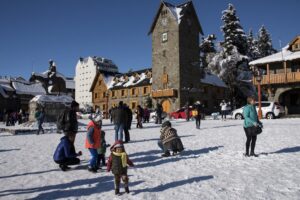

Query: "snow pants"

xmin=114 ymin=174 xmax=129 ymax=190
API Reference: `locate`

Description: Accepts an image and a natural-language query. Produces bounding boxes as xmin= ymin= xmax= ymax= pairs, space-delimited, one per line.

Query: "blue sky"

xmin=0 ymin=0 xmax=299 ymax=79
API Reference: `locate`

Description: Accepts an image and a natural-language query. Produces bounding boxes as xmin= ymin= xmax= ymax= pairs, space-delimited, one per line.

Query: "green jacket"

xmin=243 ymin=104 xmax=259 ymax=128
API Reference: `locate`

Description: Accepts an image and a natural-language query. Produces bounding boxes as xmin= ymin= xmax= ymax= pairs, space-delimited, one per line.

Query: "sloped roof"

xmin=148 ymin=1 xmax=203 ymax=35
xmin=201 ymin=73 xmax=227 ymax=88
xmin=89 ymin=71 xmax=120 ymax=92
xmin=12 ymin=80 xmax=46 ymax=95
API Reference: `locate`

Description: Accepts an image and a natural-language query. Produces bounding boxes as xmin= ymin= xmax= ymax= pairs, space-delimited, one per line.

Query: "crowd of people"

xmin=0 ymin=109 xmax=28 ymax=126
xmin=51 ymin=96 xmax=262 ymax=195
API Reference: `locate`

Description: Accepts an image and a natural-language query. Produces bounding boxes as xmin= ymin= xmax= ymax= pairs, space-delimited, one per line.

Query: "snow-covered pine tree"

xmin=221 ymin=4 xmax=248 ymax=55
xmin=247 ymin=29 xmax=260 ymax=60
xmin=200 ymin=34 xmax=217 ymax=70
xmin=257 ymin=25 xmax=277 ymax=58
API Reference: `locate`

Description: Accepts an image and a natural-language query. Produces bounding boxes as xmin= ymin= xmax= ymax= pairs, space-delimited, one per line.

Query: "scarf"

xmin=112 ymin=152 xmax=127 ymax=168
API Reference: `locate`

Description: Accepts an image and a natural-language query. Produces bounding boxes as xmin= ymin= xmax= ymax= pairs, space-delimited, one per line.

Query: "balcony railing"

xmin=152 ymin=89 xmax=177 ymax=98
xmin=254 ymin=72 xmax=300 ymax=85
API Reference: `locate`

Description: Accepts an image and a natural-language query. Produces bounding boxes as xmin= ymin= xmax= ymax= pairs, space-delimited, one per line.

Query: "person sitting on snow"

xmin=158 ymin=121 xmax=184 ymax=157
xmin=107 ymin=140 xmax=134 ymax=195
xmin=53 ymin=132 xmax=82 ymax=171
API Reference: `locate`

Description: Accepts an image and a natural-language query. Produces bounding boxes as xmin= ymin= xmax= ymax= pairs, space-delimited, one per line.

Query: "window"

xmin=161 ymin=10 xmax=168 ymax=17
xmin=95 ymin=93 xmax=98 ymax=99
xmin=103 ymin=92 xmax=106 ymax=98
xmin=162 ymin=50 xmax=166 ymax=57
xmin=161 ymin=18 xmax=168 ymax=26
xmin=132 ymin=88 xmax=136 ymax=96
xmin=121 ymin=90 xmax=125 ymax=97
xmin=143 ymin=87 xmax=148 ymax=94
xmin=112 ymin=91 xmax=115 ymax=97
xmin=102 ymin=104 xmax=106 ymax=110
xmin=131 ymin=102 xmax=137 ymax=110
xmin=98 ymin=80 xmax=102 ymax=86
xmin=162 ymin=32 xmax=168 ymax=42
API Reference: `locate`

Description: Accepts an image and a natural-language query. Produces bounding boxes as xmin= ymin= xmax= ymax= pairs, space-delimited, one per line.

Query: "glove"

xmin=78 ymin=151 xmax=82 ymax=156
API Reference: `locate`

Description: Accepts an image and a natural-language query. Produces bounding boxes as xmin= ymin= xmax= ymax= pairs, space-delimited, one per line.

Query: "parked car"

xmin=170 ymin=108 xmax=193 ymax=119
xmin=232 ymin=101 xmax=285 ymax=120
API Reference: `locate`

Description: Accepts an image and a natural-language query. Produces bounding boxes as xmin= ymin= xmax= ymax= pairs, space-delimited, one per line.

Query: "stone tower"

xmin=149 ymin=1 xmax=203 ymax=112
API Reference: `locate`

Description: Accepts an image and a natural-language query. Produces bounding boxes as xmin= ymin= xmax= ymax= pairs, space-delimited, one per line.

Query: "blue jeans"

xmin=158 ymin=140 xmax=168 ymax=153
xmin=88 ymin=148 xmax=98 ymax=168
xmin=114 ymin=124 xmax=124 ymax=141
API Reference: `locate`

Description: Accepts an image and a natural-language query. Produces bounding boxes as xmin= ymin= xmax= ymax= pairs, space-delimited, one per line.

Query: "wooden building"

xmin=250 ymin=36 xmax=300 ymax=114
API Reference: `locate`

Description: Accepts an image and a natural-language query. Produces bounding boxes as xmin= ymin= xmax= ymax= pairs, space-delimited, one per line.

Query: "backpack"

xmin=56 ymin=109 xmax=70 ymax=132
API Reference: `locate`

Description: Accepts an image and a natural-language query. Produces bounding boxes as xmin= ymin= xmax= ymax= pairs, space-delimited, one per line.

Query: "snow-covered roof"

xmin=103 ymin=75 xmax=115 ymax=89
xmin=201 ymin=73 xmax=227 ymax=88
xmin=110 ymin=68 xmax=152 ymax=90
xmin=65 ymin=79 xmax=75 ymax=89
xmin=164 ymin=2 xmax=184 ymax=24
xmin=30 ymin=95 xmax=73 ymax=104
xmin=249 ymin=45 xmax=300 ymax=65
xmin=12 ymin=81 xmax=46 ymax=95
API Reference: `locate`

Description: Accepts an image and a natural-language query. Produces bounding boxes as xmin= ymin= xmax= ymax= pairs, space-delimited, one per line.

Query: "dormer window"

xmin=162 ymin=32 xmax=168 ymax=42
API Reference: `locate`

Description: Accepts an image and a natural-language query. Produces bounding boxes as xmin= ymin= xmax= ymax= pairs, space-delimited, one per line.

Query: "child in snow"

xmin=53 ymin=132 xmax=82 ymax=171
xmin=96 ymin=130 xmax=110 ymax=168
xmin=107 ymin=140 xmax=134 ymax=195
xmin=158 ymin=121 xmax=184 ymax=157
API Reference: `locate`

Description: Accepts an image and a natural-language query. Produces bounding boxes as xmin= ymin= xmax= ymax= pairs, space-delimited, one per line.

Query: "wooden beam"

xmin=267 ymin=64 xmax=270 ymax=84
xmin=284 ymin=61 xmax=287 ymax=83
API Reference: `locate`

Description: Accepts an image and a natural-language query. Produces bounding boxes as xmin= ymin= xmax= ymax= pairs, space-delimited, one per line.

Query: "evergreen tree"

xmin=257 ymin=25 xmax=277 ymax=58
xmin=247 ymin=29 xmax=259 ymax=60
xmin=221 ymin=4 xmax=248 ymax=55
xmin=200 ymin=34 xmax=217 ymax=69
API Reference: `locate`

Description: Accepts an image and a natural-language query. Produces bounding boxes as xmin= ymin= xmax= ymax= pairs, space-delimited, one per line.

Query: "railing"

xmin=152 ymin=89 xmax=177 ymax=98
xmin=254 ymin=72 xmax=300 ymax=85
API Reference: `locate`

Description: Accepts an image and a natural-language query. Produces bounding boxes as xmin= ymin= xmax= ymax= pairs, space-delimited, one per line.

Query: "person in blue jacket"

xmin=53 ymin=132 xmax=82 ymax=171
xmin=243 ymin=96 xmax=263 ymax=157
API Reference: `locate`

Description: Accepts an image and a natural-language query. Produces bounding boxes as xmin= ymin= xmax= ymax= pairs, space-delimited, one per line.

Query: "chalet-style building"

xmin=250 ymin=36 xmax=300 ymax=114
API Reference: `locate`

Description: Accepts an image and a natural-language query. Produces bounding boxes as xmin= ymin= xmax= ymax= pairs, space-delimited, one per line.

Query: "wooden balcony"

xmin=254 ymin=72 xmax=300 ymax=85
xmin=152 ymin=89 xmax=177 ymax=98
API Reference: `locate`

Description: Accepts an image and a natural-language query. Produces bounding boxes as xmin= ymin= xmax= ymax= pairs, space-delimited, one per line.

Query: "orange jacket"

xmin=85 ymin=121 xmax=101 ymax=149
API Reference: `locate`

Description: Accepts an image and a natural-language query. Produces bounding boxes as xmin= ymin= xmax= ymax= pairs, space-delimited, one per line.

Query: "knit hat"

xmin=93 ymin=114 xmax=102 ymax=122
xmin=110 ymin=140 xmax=124 ymax=151
xmin=162 ymin=121 xmax=172 ymax=128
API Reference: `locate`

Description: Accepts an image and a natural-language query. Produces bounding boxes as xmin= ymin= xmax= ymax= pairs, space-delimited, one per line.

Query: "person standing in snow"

xmin=158 ymin=121 xmax=184 ymax=157
xmin=113 ymin=101 xmax=127 ymax=142
xmin=85 ymin=115 xmax=102 ymax=172
xmin=155 ymin=103 xmax=163 ymax=124
xmin=220 ymin=100 xmax=228 ymax=120
xmin=123 ymin=104 xmax=131 ymax=143
xmin=243 ymin=96 xmax=263 ymax=157
xmin=193 ymin=101 xmax=203 ymax=129
xmin=136 ymin=105 xmax=143 ymax=128
xmin=35 ymin=108 xmax=45 ymax=135
xmin=143 ymin=107 xmax=150 ymax=123
xmin=53 ymin=132 xmax=82 ymax=171
xmin=97 ymin=130 xmax=110 ymax=168
xmin=185 ymin=103 xmax=190 ymax=121
xmin=107 ymin=140 xmax=134 ymax=195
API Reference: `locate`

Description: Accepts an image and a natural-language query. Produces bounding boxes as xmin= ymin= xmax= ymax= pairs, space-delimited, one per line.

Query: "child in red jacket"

xmin=107 ymin=140 xmax=134 ymax=195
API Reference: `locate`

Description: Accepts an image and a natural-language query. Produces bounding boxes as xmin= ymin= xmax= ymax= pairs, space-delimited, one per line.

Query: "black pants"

xmin=221 ymin=111 xmax=227 ymax=119
xmin=55 ymin=158 xmax=80 ymax=166
xmin=136 ymin=116 xmax=143 ymax=128
xmin=195 ymin=116 xmax=201 ymax=129
xmin=97 ymin=154 xmax=106 ymax=167
xmin=124 ymin=127 xmax=130 ymax=142
xmin=156 ymin=115 xmax=162 ymax=124
xmin=244 ymin=128 xmax=257 ymax=154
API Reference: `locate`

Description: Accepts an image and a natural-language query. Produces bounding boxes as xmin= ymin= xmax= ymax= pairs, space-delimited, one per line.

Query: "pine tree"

xmin=200 ymin=34 xmax=217 ymax=69
xmin=221 ymin=4 xmax=248 ymax=55
xmin=257 ymin=25 xmax=277 ymax=58
xmin=247 ymin=29 xmax=259 ymax=60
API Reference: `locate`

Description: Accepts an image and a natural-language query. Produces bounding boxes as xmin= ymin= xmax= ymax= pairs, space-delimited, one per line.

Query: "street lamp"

xmin=253 ymin=67 xmax=263 ymax=119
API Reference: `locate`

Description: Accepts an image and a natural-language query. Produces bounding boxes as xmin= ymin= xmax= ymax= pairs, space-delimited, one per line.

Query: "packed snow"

xmin=0 ymin=118 xmax=299 ymax=200
xmin=30 ymin=95 xmax=73 ymax=104
xmin=12 ymin=81 xmax=46 ymax=95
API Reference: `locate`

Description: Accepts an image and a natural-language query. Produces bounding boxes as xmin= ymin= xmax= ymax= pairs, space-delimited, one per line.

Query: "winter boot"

xmin=115 ymin=188 xmax=120 ymax=195
xmin=59 ymin=164 xmax=70 ymax=171
xmin=250 ymin=152 xmax=258 ymax=157
xmin=125 ymin=186 xmax=130 ymax=194
xmin=161 ymin=152 xmax=170 ymax=157
xmin=88 ymin=166 xmax=97 ymax=173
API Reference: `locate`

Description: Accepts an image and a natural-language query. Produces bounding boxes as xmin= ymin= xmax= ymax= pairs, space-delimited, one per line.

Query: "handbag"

xmin=255 ymin=126 xmax=262 ymax=135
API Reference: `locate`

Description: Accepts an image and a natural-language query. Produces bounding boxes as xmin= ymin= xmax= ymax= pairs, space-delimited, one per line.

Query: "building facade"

xmin=250 ymin=36 xmax=300 ymax=114
xmin=75 ymin=56 xmax=118 ymax=108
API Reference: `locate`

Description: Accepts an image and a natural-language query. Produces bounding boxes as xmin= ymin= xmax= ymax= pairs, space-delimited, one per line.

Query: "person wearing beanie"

xmin=158 ymin=121 xmax=184 ymax=157
xmin=96 ymin=130 xmax=110 ymax=168
xmin=85 ymin=114 xmax=102 ymax=173
xmin=107 ymin=140 xmax=134 ymax=195
xmin=53 ymin=132 xmax=82 ymax=171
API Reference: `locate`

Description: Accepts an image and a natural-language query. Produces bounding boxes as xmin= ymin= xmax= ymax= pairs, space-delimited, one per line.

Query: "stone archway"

xmin=278 ymin=88 xmax=300 ymax=114
xmin=162 ymin=99 xmax=171 ymax=113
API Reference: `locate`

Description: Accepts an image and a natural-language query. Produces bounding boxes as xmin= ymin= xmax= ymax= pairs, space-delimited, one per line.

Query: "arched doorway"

xmin=279 ymin=88 xmax=300 ymax=114
xmin=162 ymin=99 xmax=171 ymax=113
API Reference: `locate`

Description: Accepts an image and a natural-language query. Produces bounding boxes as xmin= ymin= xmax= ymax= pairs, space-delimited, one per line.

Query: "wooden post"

xmin=258 ymin=82 xmax=263 ymax=119
xmin=284 ymin=61 xmax=287 ymax=83
xmin=267 ymin=63 xmax=270 ymax=84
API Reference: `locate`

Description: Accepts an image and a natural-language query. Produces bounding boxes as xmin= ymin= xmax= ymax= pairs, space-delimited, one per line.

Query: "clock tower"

xmin=149 ymin=1 xmax=203 ymax=112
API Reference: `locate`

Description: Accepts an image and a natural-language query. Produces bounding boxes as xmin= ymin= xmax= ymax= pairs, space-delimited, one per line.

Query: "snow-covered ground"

xmin=0 ymin=118 xmax=299 ymax=200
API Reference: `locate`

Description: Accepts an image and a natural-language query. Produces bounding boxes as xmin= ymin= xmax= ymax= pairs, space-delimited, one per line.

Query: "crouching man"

xmin=158 ymin=121 xmax=184 ymax=157
xmin=53 ymin=132 xmax=82 ymax=171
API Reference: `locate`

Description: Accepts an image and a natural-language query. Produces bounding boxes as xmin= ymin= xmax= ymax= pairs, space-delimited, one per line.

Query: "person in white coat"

xmin=220 ymin=100 xmax=228 ymax=120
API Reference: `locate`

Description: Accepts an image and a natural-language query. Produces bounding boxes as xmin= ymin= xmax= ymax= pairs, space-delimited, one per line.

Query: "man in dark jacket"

xmin=185 ymin=103 xmax=190 ymax=121
xmin=59 ymin=101 xmax=79 ymax=136
xmin=155 ymin=103 xmax=163 ymax=124
xmin=53 ymin=132 xmax=82 ymax=171
xmin=194 ymin=101 xmax=203 ymax=129
xmin=136 ymin=105 xmax=143 ymax=128
xmin=113 ymin=101 xmax=127 ymax=142
xmin=35 ymin=108 xmax=45 ymax=135
xmin=123 ymin=104 xmax=131 ymax=143
xmin=158 ymin=121 xmax=184 ymax=157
